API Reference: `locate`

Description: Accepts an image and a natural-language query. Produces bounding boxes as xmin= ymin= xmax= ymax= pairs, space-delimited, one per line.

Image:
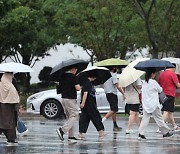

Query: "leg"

xmin=127 ymin=111 xmax=136 ymax=130
xmin=6 ymin=128 xmax=16 ymax=142
xmin=134 ymin=112 xmax=140 ymax=127
xmin=139 ymin=110 xmax=151 ymax=135
xmin=168 ymin=112 xmax=176 ymax=127
xmin=152 ymin=107 xmax=170 ymax=134
xmin=103 ymin=111 xmax=115 ymax=120
xmin=61 ymin=99 xmax=79 ymax=137
xmin=103 ymin=93 xmax=118 ymax=121
xmin=90 ymin=109 xmax=104 ymax=131
xmin=79 ymin=111 xmax=90 ymax=133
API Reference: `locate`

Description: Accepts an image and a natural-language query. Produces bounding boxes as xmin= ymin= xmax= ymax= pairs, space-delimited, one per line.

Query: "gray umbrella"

xmin=50 ymin=58 xmax=88 ymax=81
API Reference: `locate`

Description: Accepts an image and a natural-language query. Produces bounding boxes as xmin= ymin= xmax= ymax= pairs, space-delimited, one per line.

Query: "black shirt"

xmin=81 ymin=79 xmax=96 ymax=107
xmin=60 ymin=73 xmax=79 ymax=99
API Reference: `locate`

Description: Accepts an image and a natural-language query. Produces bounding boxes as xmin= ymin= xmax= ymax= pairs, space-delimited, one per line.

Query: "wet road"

xmin=0 ymin=115 xmax=180 ymax=154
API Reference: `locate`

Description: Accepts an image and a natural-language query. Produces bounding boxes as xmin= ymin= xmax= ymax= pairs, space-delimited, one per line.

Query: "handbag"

xmin=17 ymin=118 xmax=27 ymax=133
xmin=132 ymin=85 xmax=142 ymax=103
xmin=159 ymin=91 xmax=168 ymax=104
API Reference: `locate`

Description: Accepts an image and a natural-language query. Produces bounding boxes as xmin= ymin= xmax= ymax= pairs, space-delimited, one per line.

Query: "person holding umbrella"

xmin=0 ymin=72 xmax=20 ymax=145
xmin=138 ymin=67 xmax=173 ymax=140
xmin=51 ymin=59 xmax=88 ymax=142
xmin=101 ymin=66 xmax=126 ymax=131
xmin=56 ymin=64 xmax=81 ymax=142
xmin=124 ymin=79 xmax=142 ymax=134
xmin=78 ymin=70 xmax=106 ymax=140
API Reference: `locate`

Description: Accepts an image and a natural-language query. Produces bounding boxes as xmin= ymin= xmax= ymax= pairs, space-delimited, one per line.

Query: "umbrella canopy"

xmin=119 ymin=58 xmax=150 ymax=87
xmin=134 ymin=59 xmax=175 ymax=71
xmin=119 ymin=67 xmax=144 ymax=87
xmin=94 ymin=58 xmax=129 ymax=67
xmin=77 ymin=66 xmax=112 ymax=86
xmin=162 ymin=57 xmax=180 ymax=74
xmin=50 ymin=59 xmax=88 ymax=81
xmin=0 ymin=62 xmax=34 ymax=73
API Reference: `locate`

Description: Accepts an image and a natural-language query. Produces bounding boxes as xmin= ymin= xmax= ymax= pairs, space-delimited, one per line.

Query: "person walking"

xmin=124 ymin=78 xmax=141 ymax=134
xmin=102 ymin=66 xmax=125 ymax=131
xmin=0 ymin=73 xmax=20 ymax=145
xmin=78 ymin=72 xmax=106 ymax=140
xmin=138 ymin=67 xmax=173 ymax=140
xmin=56 ymin=65 xmax=81 ymax=142
xmin=158 ymin=64 xmax=180 ymax=131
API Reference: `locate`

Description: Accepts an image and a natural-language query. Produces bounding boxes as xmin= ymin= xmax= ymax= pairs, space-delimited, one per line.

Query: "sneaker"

xmin=113 ymin=126 xmax=122 ymax=131
xmin=68 ymin=137 xmax=78 ymax=143
xmin=126 ymin=129 xmax=135 ymax=134
xmin=138 ymin=134 xmax=146 ymax=140
xmin=163 ymin=132 xmax=173 ymax=138
xmin=156 ymin=128 xmax=161 ymax=133
xmin=7 ymin=141 xmax=18 ymax=146
xmin=56 ymin=128 xmax=64 ymax=141
xmin=174 ymin=126 xmax=180 ymax=132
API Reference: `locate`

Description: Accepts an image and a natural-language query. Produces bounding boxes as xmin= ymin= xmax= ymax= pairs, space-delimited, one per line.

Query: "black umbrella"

xmin=50 ymin=58 xmax=88 ymax=81
xmin=134 ymin=59 xmax=175 ymax=71
xmin=77 ymin=66 xmax=112 ymax=86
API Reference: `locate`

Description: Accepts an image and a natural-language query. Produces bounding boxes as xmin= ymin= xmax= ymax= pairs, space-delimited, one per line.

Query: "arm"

xmin=114 ymin=83 xmax=126 ymax=100
xmin=176 ymin=82 xmax=180 ymax=88
xmin=80 ymin=92 xmax=88 ymax=108
xmin=75 ymin=84 xmax=81 ymax=91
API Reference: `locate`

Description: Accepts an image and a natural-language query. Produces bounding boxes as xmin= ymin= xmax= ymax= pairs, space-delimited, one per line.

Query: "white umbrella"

xmin=0 ymin=62 xmax=34 ymax=73
xmin=119 ymin=58 xmax=150 ymax=87
xmin=162 ymin=57 xmax=180 ymax=74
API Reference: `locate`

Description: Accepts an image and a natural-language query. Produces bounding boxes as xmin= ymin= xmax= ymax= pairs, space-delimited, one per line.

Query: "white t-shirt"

xmin=104 ymin=72 xmax=118 ymax=94
xmin=125 ymin=78 xmax=142 ymax=104
xmin=142 ymin=79 xmax=162 ymax=113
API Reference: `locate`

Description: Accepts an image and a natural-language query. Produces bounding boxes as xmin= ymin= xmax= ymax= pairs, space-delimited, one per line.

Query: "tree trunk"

xmin=22 ymin=55 xmax=31 ymax=93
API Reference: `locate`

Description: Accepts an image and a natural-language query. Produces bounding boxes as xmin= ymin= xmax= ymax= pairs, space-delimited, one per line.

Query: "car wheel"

xmin=41 ymin=99 xmax=65 ymax=119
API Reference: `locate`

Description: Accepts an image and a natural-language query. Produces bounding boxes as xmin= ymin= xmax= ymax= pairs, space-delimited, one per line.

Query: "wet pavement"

xmin=0 ymin=114 xmax=180 ymax=154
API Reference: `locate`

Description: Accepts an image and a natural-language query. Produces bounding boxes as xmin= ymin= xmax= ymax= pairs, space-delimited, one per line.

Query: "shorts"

xmin=125 ymin=104 xmax=140 ymax=115
xmin=161 ymin=95 xmax=175 ymax=112
xmin=106 ymin=93 xmax=118 ymax=112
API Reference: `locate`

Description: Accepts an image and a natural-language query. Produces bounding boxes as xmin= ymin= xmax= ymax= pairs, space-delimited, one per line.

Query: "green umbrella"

xmin=95 ymin=58 xmax=129 ymax=67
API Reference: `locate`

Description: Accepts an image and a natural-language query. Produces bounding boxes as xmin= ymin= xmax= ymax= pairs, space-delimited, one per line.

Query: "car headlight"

xmin=28 ymin=93 xmax=44 ymax=101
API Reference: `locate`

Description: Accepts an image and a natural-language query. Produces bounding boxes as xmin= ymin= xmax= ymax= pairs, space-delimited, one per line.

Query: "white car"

xmin=26 ymin=88 xmax=125 ymax=119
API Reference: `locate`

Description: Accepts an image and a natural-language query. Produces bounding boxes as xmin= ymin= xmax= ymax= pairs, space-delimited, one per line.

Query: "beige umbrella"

xmin=119 ymin=58 xmax=150 ymax=87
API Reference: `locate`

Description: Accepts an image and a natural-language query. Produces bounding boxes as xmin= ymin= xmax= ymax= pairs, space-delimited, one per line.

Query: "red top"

xmin=158 ymin=70 xmax=178 ymax=97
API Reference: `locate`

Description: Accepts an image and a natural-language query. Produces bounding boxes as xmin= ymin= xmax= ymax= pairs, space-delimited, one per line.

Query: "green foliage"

xmin=54 ymin=0 xmax=141 ymax=61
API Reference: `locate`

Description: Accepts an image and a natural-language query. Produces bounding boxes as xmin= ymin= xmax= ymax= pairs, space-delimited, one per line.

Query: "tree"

xmin=54 ymin=0 xmax=143 ymax=62
xmin=127 ymin=0 xmax=180 ymax=58
xmin=0 ymin=0 xmax=58 ymax=91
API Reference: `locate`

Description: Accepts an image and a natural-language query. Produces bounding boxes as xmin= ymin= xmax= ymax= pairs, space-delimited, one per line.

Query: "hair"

xmin=0 ymin=73 xmax=3 ymax=80
xmin=145 ymin=67 xmax=156 ymax=83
